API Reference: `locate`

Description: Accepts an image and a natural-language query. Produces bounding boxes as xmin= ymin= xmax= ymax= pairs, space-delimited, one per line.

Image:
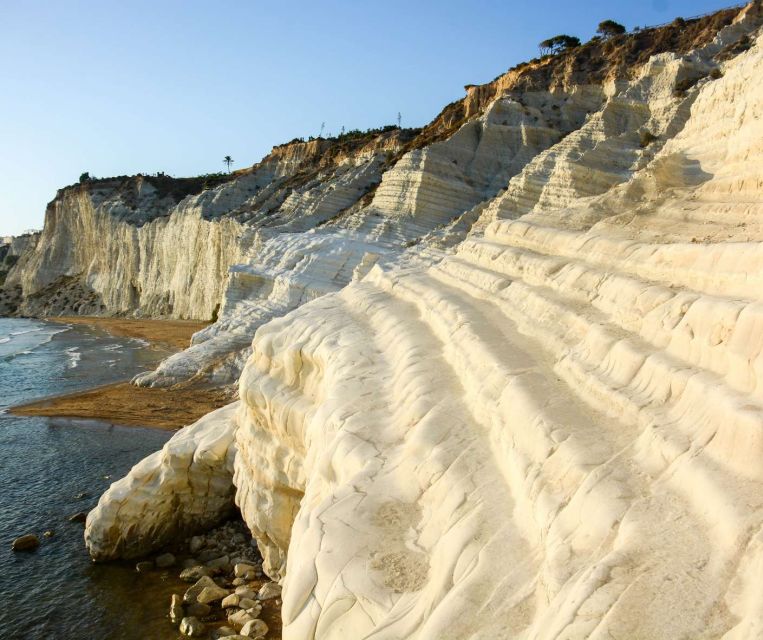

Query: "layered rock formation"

xmin=64 ymin=2 xmax=763 ymax=637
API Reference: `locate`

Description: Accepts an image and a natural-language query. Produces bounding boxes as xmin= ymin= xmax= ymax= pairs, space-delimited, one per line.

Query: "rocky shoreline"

xmin=156 ymin=519 xmax=282 ymax=639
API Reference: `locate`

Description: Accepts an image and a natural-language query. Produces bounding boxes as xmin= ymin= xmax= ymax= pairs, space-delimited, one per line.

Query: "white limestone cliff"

xmin=82 ymin=4 xmax=763 ymax=637
xmin=85 ymin=403 xmax=239 ymax=560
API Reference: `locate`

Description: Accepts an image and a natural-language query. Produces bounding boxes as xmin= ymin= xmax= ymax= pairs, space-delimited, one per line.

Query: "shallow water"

xmin=0 ymin=318 xmax=189 ymax=638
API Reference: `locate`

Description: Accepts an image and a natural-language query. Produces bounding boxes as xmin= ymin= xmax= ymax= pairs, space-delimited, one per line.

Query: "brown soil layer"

xmin=11 ymin=382 xmax=231 ymax=430
xmin=11 ymin=316 xmax=231 ymax=429
xmin=48 ymin=316 xmax=208 ymax=350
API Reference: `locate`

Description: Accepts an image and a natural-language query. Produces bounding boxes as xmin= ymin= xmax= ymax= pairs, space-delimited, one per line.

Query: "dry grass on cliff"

xmin=399 ymin=5 xmax=745 ymax=156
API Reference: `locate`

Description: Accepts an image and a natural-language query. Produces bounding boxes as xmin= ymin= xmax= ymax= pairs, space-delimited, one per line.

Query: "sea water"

xmin=0 ymin=318 xmax=185 ymax=638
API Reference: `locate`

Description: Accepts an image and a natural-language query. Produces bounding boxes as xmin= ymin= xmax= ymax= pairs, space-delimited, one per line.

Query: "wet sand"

xmin=11 ymin=316 xmax=232 ymax=430
xmin=48 ymin=316 xmax=209 ymax=350
xmin=12 ymin=382 xmax=232 ymax=430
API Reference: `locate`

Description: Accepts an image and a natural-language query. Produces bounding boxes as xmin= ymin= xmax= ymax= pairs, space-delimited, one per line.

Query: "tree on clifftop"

xmin=223 ymin=156 xmax=234 ymax=173
xmin=539 ymin=35 xmax=581 ymax=55
xmin=597 ymin=20 xmax=626 ymax=37
xmin=79 ymin=172 xmax=90 ymax=183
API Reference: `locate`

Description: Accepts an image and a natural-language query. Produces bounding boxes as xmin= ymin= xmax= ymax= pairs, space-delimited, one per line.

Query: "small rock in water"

xmin=169 ymin=594 xmax=184 ymax=626
xmin=74 ymin=492 xmax=90 ymax=500
xmin=186 ymin=602 xmax=211 ymax=617
xmin=43 ymin=530 xmax=55 ymax=538
xmin=184 ymin=575 xmax=220 ymax=604
xmin=241 ymin=619 xmax=269 ymax=638
xmin=180 ymin=565 xmax=210 ymax=582
xmin=197 ymin=584 xmax=230 ymax=605
xmin=135 ymin=560 xmax=154 ymax=573
xmin=257 ymin=581 xmax=282 ymax=600
xmin=68 ymin=511 xmax=88 ymax=523
xmin=155 ymin=552 xmax=176 ymax=568
xmin=11 ymin=534 xmax=40 ymax=552
xmin=179 ymin=616 xmax=206 ymax=637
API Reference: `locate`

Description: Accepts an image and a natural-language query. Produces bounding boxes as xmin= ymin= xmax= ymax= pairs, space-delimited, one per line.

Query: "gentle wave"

xmin=10 ymin=327 xmax=44 ymax=336
xmin=0 ymin=326 xmax=71 ymax=361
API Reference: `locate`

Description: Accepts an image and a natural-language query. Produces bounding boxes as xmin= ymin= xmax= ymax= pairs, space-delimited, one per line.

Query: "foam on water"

xmin=65 ymin=347 xmax=82 ymax=368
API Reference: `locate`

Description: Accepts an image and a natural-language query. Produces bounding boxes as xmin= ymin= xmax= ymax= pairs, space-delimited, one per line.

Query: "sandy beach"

xmin=11 ymin=316 xmax=232 ymax=430
xmin=47 ymin=316 xmax=209 ymax=350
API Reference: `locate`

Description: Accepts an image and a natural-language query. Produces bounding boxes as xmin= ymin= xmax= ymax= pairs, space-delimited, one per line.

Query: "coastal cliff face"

xmin=8 ymin=8 xmax=752 ymax=389
xmin=0 ymin=232 xmax=39 ymax=309
xmin=2 ymin=132 xmax=409 ymax=321
xmin=62 ymin=2 xmax=763 ymax=637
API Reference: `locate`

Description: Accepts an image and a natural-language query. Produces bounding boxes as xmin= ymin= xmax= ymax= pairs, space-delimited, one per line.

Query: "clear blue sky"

xmin=0 ymin=0 xmax=737 ymax=235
